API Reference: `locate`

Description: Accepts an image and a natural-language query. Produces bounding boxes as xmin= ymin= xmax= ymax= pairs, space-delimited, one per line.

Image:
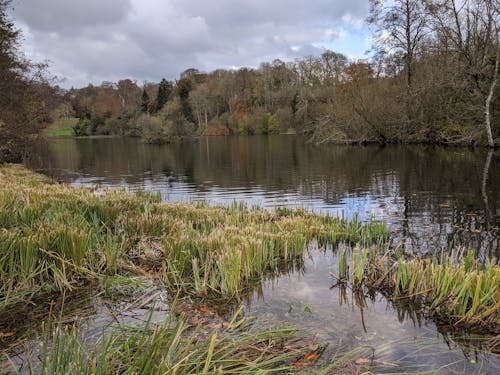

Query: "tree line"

xmin=63 ymin=0 xmax=499 ymax=146
xmin=1 ymin=0 xmax=499 ymax=162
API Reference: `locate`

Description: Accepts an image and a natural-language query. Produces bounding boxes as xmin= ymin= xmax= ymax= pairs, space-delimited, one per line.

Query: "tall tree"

xmin=141 ymin=88 xmax=150 ymax=113
xmin=368 ymin=0 xmax=428 ymax=135
xmin=176 ymin=77 xmax=195 ymax=123
xmin=0 ymin=0 xmax=52 ymax=163
xmin=425 ymin=0 xmax=499 ymax=147
xmin=155 ymin=78 xmax=172 ymax=113
xmin=368 ymin=0 xmax=428 ymax=88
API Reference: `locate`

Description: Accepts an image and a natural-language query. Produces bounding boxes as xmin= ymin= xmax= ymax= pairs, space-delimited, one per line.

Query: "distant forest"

xmin=1 ymin=0 xmax=499 ymax=163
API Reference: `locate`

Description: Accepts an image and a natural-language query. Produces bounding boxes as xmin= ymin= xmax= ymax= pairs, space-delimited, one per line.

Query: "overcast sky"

xmin=11 ymin=0 xmax=371 ymax=88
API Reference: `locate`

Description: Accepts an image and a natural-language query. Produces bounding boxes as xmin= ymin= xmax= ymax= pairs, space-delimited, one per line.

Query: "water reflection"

xmin=246 ymin=249 xmax=499 ymax=374
xmin=28 ymin=136 xmax=499 ymax=259
xmin=22 ymin=137 xmax=500 ymax=372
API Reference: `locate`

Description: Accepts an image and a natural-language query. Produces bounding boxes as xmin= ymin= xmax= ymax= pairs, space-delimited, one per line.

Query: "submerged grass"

xmin=334 ymin=247 xmax=500 ymax=333
xmin=0 ymin=164 xmax=388 ymax=309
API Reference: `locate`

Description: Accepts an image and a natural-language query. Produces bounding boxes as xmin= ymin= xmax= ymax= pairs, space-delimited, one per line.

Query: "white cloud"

xmin=11 ymin=0 xmax=370 ymax=87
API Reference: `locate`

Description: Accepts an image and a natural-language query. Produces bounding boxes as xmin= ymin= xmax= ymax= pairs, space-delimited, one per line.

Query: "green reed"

xmin=0 ymin=164 xmax=389 ymax=309
xmin=7 ymin=308 xmax=309 ymax=375
xmin=361 ymin=250 xmax=500 ymax=331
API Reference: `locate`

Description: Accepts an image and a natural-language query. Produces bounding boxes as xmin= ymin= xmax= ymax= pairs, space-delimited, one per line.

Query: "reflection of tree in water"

xmin=28 ymin=137 xmax=499 ymax=257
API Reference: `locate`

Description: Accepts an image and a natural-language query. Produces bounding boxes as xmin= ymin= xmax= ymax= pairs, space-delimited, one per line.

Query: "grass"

xmin=332 ymin=246 xmax=500 ymax=333
xmin=0 ymin=164 xmax=388 ymax=310
xmin=2 ymin=164 xmax=498 ymax=372
xmin=42 ymin=118 xmax=78 ymax=137
xmin=3 ymin=307 xmax=317 ymax=375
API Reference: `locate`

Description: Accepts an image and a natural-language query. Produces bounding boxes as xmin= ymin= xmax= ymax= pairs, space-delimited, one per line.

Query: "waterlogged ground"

xmin=24 ymin=136 xmax=500 ymax=373
xmin=246 ymin=248 xmax=500 ymax=374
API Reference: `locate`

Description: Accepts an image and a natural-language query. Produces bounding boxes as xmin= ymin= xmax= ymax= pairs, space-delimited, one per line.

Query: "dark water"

xmin=27 ymin=136 xmax=500 ymax=373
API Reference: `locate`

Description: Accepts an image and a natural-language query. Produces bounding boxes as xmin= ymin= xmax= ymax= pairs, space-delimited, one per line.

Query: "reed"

xmin=360 ymin=250 xmax=500 ymax=331
xmin=0 ymin=164 xmax=389 ymax=309
xmin=15 ymin=309 xmax=310 ymax=375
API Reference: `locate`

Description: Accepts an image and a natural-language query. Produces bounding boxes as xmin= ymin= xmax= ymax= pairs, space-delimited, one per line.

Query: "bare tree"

xmin=368 ymin=0 xmax=428 ymax=88
xmin=0 ymin=0 xmax=54 ymax=163
xmin=425 ymin=0 xmax=499 ymax=147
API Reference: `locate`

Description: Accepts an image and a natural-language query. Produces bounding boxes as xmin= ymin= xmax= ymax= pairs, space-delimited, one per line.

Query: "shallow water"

xmin=246 ymin=248 xmax=499 ymax=374
xmin=27 ymin=135 xmax=500 ymax=372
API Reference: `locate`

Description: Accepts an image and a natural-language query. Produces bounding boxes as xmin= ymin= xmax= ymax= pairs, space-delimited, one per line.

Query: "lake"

xmin=27 ymin=135 xmax=500 ymax=373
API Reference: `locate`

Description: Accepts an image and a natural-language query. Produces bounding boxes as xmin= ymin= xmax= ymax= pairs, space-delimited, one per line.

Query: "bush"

xmin=160 ymin=98 xmax=195 ymax=137
xmin=273 ymin=108 xmax=293 ymax=133
xmin=268 ymin=114 xmax=280 ymax=134
xmin=202 ymin=125 xmax=230 ymax=136
xmin=137 ymin=114 xmax=167 ymax=144
xmin=237 ymin=115 xmax=255 ymax=135
xmin=258 ymin=113 xmax=271 ymax=134
xmin=72 ymin=119 xmax=92 ymax=136
xmin=100 ymin=117 xmax=125 ymax=136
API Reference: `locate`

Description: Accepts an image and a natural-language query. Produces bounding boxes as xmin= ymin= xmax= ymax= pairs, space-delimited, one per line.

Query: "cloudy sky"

xmin=11 ymin=0 xmax=371 ymax=87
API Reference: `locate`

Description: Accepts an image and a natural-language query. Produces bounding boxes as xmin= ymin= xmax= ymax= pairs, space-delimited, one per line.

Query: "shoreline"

xmin=0 ymin=164 xmax=498 ymax=372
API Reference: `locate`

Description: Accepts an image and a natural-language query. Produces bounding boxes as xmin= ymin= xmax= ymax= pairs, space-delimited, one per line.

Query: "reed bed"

xmin=334 ymin=247 xmax=500 ymax=333
xmin=4 ymin=308 xmax=314 ymax=375
xmin=0 ymin=164 xmax=388 ymax=309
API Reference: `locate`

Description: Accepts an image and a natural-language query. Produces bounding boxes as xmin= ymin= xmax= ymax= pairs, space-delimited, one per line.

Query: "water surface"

xmin=27 ymin=135 xmax=500 ymax=373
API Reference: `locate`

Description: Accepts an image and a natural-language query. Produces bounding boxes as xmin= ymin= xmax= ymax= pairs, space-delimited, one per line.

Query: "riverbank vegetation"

xmin=0 ymin=164 xmax=388 ymax=372
xmin=334 ymin=247 xmax=500 ymax=333
xmin=33 ymin=310 xmax=313 ymax=375
xmin=1 ymin=164 xmax=499 ymax=371
xmin=1 ymin=0 xmax=498 ymax=160
xmin=60 ymin=0 xmax=498 ymax=146
xmin=0 ymin=164 xmax=388 ymax=311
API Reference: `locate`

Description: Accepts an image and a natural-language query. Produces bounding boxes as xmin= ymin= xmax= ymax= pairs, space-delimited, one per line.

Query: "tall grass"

xmin=0 ymin=164 xmax=389 ymax=309
xmin=336 ymin=246 xmax=500 ymax=332
xmin=4 ymin=308 xmax=311 ymax=375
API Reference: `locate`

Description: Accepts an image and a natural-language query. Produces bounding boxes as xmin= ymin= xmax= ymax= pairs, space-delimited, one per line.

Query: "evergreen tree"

xmin=176 ymin=78 xmax=195 ymax=123
xmin=141 ymin=89 xmax=150 ymax=113
xmin=155 ymin=78 xmax=172 ymax=112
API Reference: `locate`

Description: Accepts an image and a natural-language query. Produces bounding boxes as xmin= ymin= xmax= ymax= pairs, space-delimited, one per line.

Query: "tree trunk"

xmin=481 ymin=149 xmax=493 ymax=225
xmin=485 ymin=50 xmax=498 ymax=148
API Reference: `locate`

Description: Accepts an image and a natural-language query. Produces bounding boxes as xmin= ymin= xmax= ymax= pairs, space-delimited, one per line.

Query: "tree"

xmin=425 ymin=0 xmax=499 ymax=147
xmin=176 ymin=77 xmax=195 ymax=123
xmin=0 ymin=0 xmax=53 ymax=163
xmin=141 ymin=88 xmax=150 ymax=113
xmin=368 ymin=0 xmax=428 ymax=88
xmin=367 ymin=0 xmax=429 ymax=135
xmin=116 ymin=79 xmax=141 ymax=113
xmin=321 ymin=51 xmax=348 ymax=84
xmin=154 ymin=78 xmax=172 ymax=113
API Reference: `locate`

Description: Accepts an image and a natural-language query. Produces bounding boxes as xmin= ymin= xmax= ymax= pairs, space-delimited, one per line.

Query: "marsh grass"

xmin=9 ymin=308 xmax=312 ymax=375
xmin=0 ymin=164 xmax=389 ymax=310
xmin=333 ymin=246 xmax=500 ymax=333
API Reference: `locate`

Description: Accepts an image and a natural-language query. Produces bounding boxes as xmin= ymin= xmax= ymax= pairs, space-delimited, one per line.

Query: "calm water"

xmin=27 ymin=136 xmax=500 ymax=373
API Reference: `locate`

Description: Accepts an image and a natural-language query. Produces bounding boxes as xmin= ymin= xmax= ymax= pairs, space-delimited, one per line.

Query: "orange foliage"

xmin=234 ymin=101 xmax=246 ymax=119
xmin=344 ymin=62 xmax=374 ymax=82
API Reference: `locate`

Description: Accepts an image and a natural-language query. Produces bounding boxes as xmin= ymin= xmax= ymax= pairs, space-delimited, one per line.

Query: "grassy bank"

xmin=42 ymin=118 xmax=78 ymax=137
xmin=0 ymin=164 xmax=387 ymax=310
xmin=2 ymin=164 xmax=498 ymax=372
